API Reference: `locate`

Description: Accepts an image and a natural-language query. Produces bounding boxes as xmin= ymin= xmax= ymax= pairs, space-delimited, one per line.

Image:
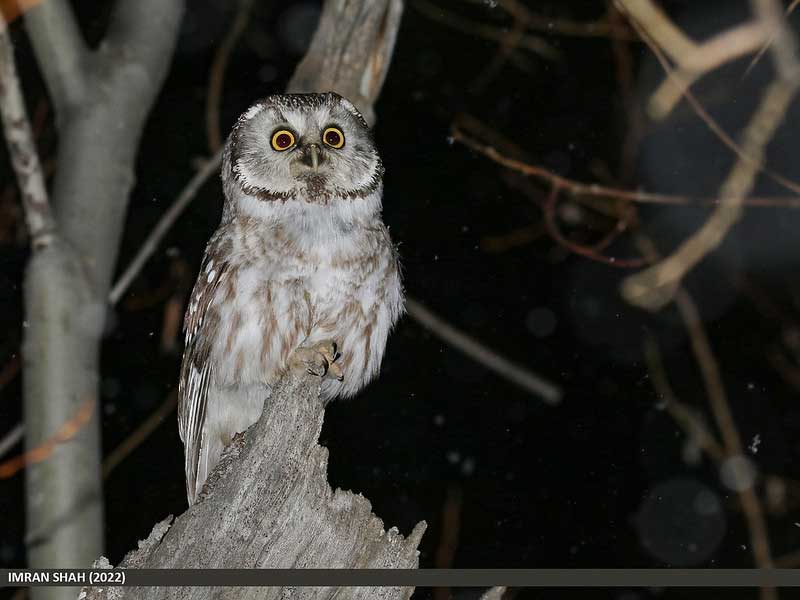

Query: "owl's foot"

xmin=289 ymin=339 xmax=343 ymax=381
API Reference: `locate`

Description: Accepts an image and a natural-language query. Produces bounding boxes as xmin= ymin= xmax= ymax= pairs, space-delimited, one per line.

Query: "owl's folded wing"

xmin=177 ymin=240 xmax=229 ymax=505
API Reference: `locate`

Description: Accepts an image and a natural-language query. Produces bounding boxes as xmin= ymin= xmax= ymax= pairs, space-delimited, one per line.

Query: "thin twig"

xmin=675 ymin=286 xmax=776 ymax=594
xmin=678 ymin=293 xmax=748 ymax=456
xmin=108 ymin=149 xmax=222 ymax=305
xmin=468 ymin=16 xmax=527 ymax=94
xmin=497 ymin=0 xmax=627 ymax=39
xmin=635 ymin=235 xmax=775 ymax=597
xmin=543 ymin=184 xmax=647 ymax=268
xmin=205 ymin=0 xmax=254 ymax=153
xmin=642 ymin=333 xmax=726 ymax=462
xmin=0 ymin=395 xmax=96 ymax=478
xmin=752 ymin=0 xmax=800 ymax=81
xmin=0 ymin=251 xmax=183 ymax=476
xmin=405 ymin=297 xmax=562 ymax=404
xmin=743 ymin=0 xmax=800 ymax=78
xmin=102 ymin=390 xmax=178 ymax=478
xmin=0 ymin=423 xmax=23 ymax=460
xmin=413 ymin=0 xmax=559 ymax=60
xmin=0 ymin=17 xmax=55 ymax=249
xmin=450 ymin=124 xmax=800 ymax=208
xmin=608 ymin=0 xmax=645 ymax=184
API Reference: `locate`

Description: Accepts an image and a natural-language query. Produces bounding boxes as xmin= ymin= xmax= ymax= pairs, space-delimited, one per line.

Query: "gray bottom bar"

xmin=3 ymin=569 xmax=800 ymax=587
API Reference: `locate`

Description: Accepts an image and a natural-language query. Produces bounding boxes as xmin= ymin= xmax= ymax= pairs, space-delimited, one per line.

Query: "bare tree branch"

xmin=744 ymin=0 xmax=800 ymax=77
xmin=101 ymin=391 xmax=178 ymax=479
xmin=22 ymin=0 xmax=87 ymax=118
xmin=406 ymin=298 xmax=562 ymax=405
xmin=497 ymin=0 xmax=624 ymax=39
xmin=642 ymin=333 xmax=726 ymax=462
xmin=413 ymin=0 xmax=560 ymax=63
xmin=0 ymin=423 xmax=24 ymax=460
xmin=635 ymin=235 xmax=776 ymax=600
xmin=450 ymin=120 xmax=800 ymax=208
xmin=289 ymin=0 xmax=405 ymax=125
xmin=205 ymin=0 xmax=255 ymax=153
xmin=108 ymin=150 xmax=222 ymax=305
xmin=0 ymin=17 xmax=55 ymax=248
xmin=614 ymin=0 xmax=770 ymax=119
xmin=21 ymin=1 xmax=185 ymax=597
xmin=619 ymin=0 xmax=800 ymax=311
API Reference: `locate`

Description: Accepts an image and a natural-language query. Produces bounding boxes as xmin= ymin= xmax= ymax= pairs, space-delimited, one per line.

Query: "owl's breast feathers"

xmin=179 ymin=216 xmax=402 ymax=402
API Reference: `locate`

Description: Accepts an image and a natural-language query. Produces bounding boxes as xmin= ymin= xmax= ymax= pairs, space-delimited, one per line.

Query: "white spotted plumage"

xmin=177 ymin=93 xmax=403 ymax=504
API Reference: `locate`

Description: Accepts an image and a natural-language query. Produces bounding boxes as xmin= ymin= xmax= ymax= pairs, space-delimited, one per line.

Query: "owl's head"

xmin=223 ymin=92 xmax=382 ymax=210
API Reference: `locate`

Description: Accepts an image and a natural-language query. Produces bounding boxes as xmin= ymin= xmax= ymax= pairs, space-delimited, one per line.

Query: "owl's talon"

xmin=313 ymin=339 xmax=337 ymax=362
xmin=288 ymin=347 xmax=328 ymax=377
xmin=288 ymin=339 xmax=343 ymax=380
xmin=314 ymin=339 xmax=344 ymax=381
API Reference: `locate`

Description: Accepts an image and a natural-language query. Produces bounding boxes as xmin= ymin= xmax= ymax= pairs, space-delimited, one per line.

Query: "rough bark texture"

xmin=288 ymin=0 xmax=404 ymax=124
xmin=0 ymin=19 xmax=55 ymax=248
xmin=22 ymin=2 xmax=185 ymax=599
xmin=85 ymin=376 xmax=425 ymax=600
xmin=83 ymin=1 xmax=424 ymax=599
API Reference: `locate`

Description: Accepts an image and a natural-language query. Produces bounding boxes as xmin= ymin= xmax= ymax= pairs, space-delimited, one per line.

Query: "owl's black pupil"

xmin=276 ymin=133 xmax=291 ymax=148
xmin=326 ymin=131 xmax=341 ymax=146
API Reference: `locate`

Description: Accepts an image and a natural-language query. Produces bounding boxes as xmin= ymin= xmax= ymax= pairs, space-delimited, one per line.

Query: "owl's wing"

xmin=178 ymin=234 xmax=230 ymax=504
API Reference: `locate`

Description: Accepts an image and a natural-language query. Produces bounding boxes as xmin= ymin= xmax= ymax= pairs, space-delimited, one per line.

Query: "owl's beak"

xmin=297 ymin=143 xmax=323 ymax=172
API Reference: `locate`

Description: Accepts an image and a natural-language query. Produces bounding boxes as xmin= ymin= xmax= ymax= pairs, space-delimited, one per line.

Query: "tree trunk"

xmin=22 ymin=2 xmax=185 ymax=599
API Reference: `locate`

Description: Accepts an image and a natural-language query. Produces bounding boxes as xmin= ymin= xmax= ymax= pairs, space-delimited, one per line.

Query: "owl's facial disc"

xmin=228 ymin=93 xmax=383 ymax=203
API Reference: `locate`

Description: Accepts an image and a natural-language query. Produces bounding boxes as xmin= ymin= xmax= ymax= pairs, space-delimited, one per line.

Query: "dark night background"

xmin=3 ymin=1 xmax=800 ymax=598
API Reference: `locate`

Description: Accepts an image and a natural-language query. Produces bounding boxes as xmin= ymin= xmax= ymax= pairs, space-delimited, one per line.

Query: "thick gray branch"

xmin=289 ymin=0 xmax=404 ymax=125
xmin=101 ymin=0 xmax=187 ymax=102
xmin=23 ymin=238 xmax=100 ymax=581
xmin=49 ymin=0 xmax=185 ymax=295
xmin=23 ymin=0 xmax=88 ymax=118
xmin=22 ymin=2 xmax=185 ymax=599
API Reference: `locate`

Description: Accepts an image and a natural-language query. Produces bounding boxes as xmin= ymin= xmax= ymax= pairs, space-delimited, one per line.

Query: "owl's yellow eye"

xmin=322 ymin=127 xmax=345 ymax=149
xmin=271 ymin=129 xmax=295 ymax=151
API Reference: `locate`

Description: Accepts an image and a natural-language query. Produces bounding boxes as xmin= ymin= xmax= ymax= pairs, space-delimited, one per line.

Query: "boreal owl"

xmin=177 ymin=92 xmax=402 ymax=504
